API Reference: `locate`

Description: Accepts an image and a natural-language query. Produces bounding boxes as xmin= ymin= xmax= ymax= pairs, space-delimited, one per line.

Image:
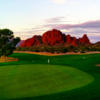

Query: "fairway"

xmin=0 ymin=64 xmax=93 ymax=99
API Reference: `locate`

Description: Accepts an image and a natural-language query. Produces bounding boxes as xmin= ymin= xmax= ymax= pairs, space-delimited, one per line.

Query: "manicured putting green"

xmin=0 ymin=64 xmax=94 ymax=99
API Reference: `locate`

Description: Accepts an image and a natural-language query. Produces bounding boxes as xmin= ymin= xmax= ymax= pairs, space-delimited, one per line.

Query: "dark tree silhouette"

xmin=0 ymin=29 xmax=20 ymax=58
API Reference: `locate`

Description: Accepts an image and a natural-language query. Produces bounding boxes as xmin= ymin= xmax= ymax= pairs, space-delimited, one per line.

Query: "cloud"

xmin=45 ymin=19 xmax=100 ymax=33
xmin=46 ymin=17 xmax=65 ymax=23
xmin=89 ymin=36 xmax=100 ymax=43
xmin=46 ymin=20 xmax=100 ymax=29
xmin=51 ymin=0 xmax=67 ymax=4
xmin=45 ymin=16 xmax=71 ymax=24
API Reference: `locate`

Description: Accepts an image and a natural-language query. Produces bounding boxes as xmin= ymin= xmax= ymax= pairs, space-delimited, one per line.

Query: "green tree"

xmin=0 ymin=29 xmax=20 ymax=59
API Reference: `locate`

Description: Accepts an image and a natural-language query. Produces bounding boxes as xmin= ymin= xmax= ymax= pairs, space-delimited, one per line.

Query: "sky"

xmin=0 ymin=0 xmax=100 ymax=43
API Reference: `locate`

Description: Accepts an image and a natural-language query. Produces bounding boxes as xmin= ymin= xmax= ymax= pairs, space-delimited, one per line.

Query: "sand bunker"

xmin=96 ymin=64 xmax=100 ymax=67
xmin=0 ymin=56 xmax=18 ymax=63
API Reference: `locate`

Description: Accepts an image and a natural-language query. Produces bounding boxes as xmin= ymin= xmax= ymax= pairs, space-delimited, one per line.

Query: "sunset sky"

xmin=0 ymin=0 xmax=100 ymax=42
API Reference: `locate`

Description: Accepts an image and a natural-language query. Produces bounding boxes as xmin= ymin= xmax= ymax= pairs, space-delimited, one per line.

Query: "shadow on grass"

xmin=9 ymin=83 xmax=100 ymax=100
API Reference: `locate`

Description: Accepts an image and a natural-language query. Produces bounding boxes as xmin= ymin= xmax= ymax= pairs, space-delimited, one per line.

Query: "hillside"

xmin=20 ymin=29 xmax=91 ymax=47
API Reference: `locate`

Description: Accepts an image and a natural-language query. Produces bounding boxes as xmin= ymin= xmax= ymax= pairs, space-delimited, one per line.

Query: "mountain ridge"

xmin=20 ymin=29 xmax=91 ymax=47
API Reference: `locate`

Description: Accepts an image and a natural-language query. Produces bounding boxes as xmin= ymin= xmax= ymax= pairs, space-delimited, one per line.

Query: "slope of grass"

xmin=0 ymin=53 xmax=100 ymax=100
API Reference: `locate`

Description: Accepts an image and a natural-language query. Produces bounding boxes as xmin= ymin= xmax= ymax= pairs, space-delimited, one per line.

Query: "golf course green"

xmin=0 ymin=64 xmax=93 ymax=99
xmin=0 ymin=53 xmax=100 ymax=100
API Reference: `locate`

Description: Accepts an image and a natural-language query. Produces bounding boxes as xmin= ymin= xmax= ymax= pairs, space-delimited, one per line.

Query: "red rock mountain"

xmin=42 ymin=29 xmax=64 ymax=46
xmin=20 ymin=35 xmax=42 ymax=47
xmin=79 ymin=34 xmax=90 ymax=45
xmin=20 ymin=29 xmax=91 ymax=47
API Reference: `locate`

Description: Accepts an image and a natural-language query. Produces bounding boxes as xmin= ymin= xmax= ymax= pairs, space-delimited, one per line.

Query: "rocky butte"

xmin=20 ymin=29 xmax=91 ymax=47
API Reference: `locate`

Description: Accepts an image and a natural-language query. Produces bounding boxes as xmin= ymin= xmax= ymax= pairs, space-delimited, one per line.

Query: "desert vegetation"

xmin=16 ymin=44 xmax=100 ymax=54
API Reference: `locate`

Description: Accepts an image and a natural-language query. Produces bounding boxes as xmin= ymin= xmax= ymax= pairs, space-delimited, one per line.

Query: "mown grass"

xmin=0 ymin=64 xmax=93 ymax=99
xmin=0 ymin=53 xmax=100 ymax=100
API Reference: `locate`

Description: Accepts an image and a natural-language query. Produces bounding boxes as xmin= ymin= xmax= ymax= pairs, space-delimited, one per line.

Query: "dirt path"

xmin=0 ymin=56 xmax=18 ymax=63
xmin=14 ymin=51 xmax=100 ymax=56
xmin=96 ymin=64 xmax=100 ymax=67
